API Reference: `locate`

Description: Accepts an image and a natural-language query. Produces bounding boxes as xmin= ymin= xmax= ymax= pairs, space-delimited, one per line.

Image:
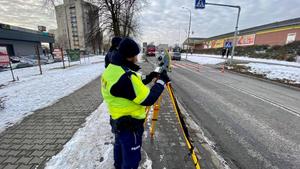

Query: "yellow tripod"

xmin=146 ymin=82 xmax=201 ymax=169
xmin=149 ymin=95 xmax=163 ymax=138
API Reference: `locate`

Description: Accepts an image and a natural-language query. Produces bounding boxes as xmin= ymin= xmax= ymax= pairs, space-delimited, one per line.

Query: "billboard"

xmin=210 ymin=39 xmax=224 ymax=48
xmin=0 ymin=46 xmax=10 ymax=66
xmin=237 ymin=34 xmax=255 ymax=46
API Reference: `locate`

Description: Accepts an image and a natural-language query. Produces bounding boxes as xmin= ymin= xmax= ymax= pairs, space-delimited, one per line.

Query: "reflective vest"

xmin=101 ymin=64 xmax=150 ymax=120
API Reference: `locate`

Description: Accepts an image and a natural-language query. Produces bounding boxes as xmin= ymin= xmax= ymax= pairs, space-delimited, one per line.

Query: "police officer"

xmin=101 ymin=38 xmax=170 ymax=169
xmin=105 ymin=37 xmax=122 ymax=68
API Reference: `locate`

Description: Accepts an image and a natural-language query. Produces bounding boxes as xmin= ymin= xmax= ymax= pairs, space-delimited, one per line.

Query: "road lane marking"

xmin=177 ymin=63 xmax=300 ymax=118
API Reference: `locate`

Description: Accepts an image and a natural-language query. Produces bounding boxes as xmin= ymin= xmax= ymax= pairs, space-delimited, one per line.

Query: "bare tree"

xmin=43 ymin=0 xmax=145 ymax=45
xmin=85 ymin=3 xmax=103 ymax=54
xmin=88 ymin=0 xmax=146 ymax=37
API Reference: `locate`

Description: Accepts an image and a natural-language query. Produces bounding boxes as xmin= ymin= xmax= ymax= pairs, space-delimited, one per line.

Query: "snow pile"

xmin=184 ymin=53 xmax=300 ymax=67
xmin=46 ymin=103 xmax=152 ymax=169
xmin=183 ymin=54 xmax=224 ymax=65
xmin=0 ymin=55 xmax=105 ymax=133
xmin=244 ymin=63 xmax=300 ymax=84
xmin=45 ymin=103 xmax=114 ymax=169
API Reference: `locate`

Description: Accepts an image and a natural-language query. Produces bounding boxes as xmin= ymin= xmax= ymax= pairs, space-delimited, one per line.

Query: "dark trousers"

xmin=110 ymin=116 xmax=144 ymax=169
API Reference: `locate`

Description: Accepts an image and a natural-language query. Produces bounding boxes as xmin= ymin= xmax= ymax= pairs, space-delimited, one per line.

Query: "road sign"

xmin=225 ymin=41 xmax=233 ymax=48
xmin=0 ymin=46 xmax=10 ymax=65
xmin=195 ymin=0 xmax=206 ymax=9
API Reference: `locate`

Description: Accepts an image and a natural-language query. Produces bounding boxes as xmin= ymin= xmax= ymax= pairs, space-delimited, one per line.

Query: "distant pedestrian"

xmin=226 ymin=48 xmax=231 ymax=59
xmin=105 ymin=37 xmax=122 ymax=68
xmin=221 ymin=48 xmax=226 ymax=58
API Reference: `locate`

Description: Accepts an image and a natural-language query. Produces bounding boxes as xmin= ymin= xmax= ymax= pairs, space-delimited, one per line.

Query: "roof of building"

xmin=209 ymin=17 xmax=300 ymax=40
xmin=0 ymin=23 xmax=54 ymax=43
xmin=183 ymin=37 xmax=206 ymax=45
xmin=184 ymin=17 xmax=300 ymax=44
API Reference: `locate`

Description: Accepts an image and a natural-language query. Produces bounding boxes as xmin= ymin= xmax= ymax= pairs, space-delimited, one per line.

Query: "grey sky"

xmin=0 ymin=0 xmax=300 ymax=45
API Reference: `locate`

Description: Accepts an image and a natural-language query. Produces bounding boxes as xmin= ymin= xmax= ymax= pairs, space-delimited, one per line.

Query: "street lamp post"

xmin=182 ymin=7 xmax=192 ymax=59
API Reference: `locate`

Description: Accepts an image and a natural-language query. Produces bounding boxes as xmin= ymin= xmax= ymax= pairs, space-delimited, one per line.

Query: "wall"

xmin=255 ymin=28 xmax=300 ymax=46
xmin=0 ymin=39 xmax=42 ymax=56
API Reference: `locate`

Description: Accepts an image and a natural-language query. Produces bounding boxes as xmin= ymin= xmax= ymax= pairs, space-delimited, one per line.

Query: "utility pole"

xmin=35 ymin=45 xmax=43 ymax=75
xmin=182 ymin=7 xmax=192 ymax=59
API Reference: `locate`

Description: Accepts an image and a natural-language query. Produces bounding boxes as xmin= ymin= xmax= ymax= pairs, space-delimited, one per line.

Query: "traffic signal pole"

xmin=205 ymin=2 xmax=241 ymax=65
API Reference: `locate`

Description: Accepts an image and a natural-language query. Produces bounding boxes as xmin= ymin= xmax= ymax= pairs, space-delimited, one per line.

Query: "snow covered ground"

xmin=184 ymin=53 xmax=300 ymax=67
xmin=45 ymin=103 xmax=152 ymax=169
xmin=0 ymin=55 xmax=105 ymax=133
xmin=183 ymin=53 xmax=300 ymax=84
xmin=242 ymin=63 xmax=300 ymax=84
xmin=183 ymin=54 xmax=224 ymax=65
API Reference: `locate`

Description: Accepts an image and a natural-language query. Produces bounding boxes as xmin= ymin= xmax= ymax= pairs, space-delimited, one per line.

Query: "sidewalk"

xmin=142 ymin=90 xmax=195 ymax=169
xmin=140 ymin=60 xmax=195 ymax=169
xmin=0 ymin=77 xmax=102 ymax=169
xmin=0 ymin=58 xmax=210 ymax=169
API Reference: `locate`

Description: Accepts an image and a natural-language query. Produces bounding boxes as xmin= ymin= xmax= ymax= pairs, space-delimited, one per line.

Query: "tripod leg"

xmin=150 ymin=95 xmax=162 ymax=138
xmin=144 ymin=106 xmax=151 ymax=127
xmin=166 ymin=83 xmax=201 ymax=169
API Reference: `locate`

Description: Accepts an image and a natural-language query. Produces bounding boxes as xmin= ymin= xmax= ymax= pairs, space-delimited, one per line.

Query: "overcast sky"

xmin=0 ymin=0 xmax=300 ymax=45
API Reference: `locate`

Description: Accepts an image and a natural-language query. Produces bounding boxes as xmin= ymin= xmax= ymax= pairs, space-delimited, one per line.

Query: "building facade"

xmin=186 ymin=17 xmax=300 ymax=50
xmin=0 ymin=23 xmax=54 ymax=57
xmin=55 ymin=0 xmax=100 ymax=54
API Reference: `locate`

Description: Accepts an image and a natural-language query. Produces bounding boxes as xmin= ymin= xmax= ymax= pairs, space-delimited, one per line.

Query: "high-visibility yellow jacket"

xmin=101 ymin=63 xmax=165 ymax=120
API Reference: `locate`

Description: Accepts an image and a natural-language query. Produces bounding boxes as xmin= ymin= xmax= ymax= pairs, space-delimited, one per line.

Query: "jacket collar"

xmin=111 ymin=51 xmax=141 ymax=72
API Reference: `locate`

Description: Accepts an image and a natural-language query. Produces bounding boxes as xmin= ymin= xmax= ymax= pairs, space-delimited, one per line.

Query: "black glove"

xmin=159 ymin=70 xmax=170 ymax=83
xmin=147 ymin=71 xmax=159 ymax=80
xmin=142 ymin=71 xmax=159 ymax=85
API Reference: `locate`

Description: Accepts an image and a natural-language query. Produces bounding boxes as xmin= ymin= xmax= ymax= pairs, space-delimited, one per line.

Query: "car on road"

xmin=171 ymin=52 xmax=181 ymax=60
xmin=146 ymin=45 xmax=156 ymax=56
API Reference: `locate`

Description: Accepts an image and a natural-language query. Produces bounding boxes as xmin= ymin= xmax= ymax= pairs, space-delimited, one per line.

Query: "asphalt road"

xmin=161 ymin=59 xmax=300 ymax=169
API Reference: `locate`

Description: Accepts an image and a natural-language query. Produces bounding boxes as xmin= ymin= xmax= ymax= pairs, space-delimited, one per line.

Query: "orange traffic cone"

xmin=221 ymin=65 xmax=225 ymax=73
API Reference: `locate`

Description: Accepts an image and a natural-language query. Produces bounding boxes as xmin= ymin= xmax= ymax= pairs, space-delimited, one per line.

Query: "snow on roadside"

xmin=243 ymin=63 xmax=300 ymax=84
xmin=0 ymin=55 xmax=104 ymax=85
xmin=183 ymin=54 xmax=224 ymax=65
xmin=184 ymin=53 xmax=300 ymax=67
xmin=0 ymin=55 xmax=105 ymax=133
xmin=45 ymin=103 xmax=152 ymax=169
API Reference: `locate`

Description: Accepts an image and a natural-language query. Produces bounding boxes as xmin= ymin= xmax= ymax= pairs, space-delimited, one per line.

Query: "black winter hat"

xmin=111 ymin=37 xmax=122 ymax=48
xmin=118 ymin=38 xmax=140 ymax=58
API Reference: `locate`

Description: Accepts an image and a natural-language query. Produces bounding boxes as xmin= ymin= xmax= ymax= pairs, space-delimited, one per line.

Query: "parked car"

xmin=171 ymin=52 xmax=181 ymax=60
